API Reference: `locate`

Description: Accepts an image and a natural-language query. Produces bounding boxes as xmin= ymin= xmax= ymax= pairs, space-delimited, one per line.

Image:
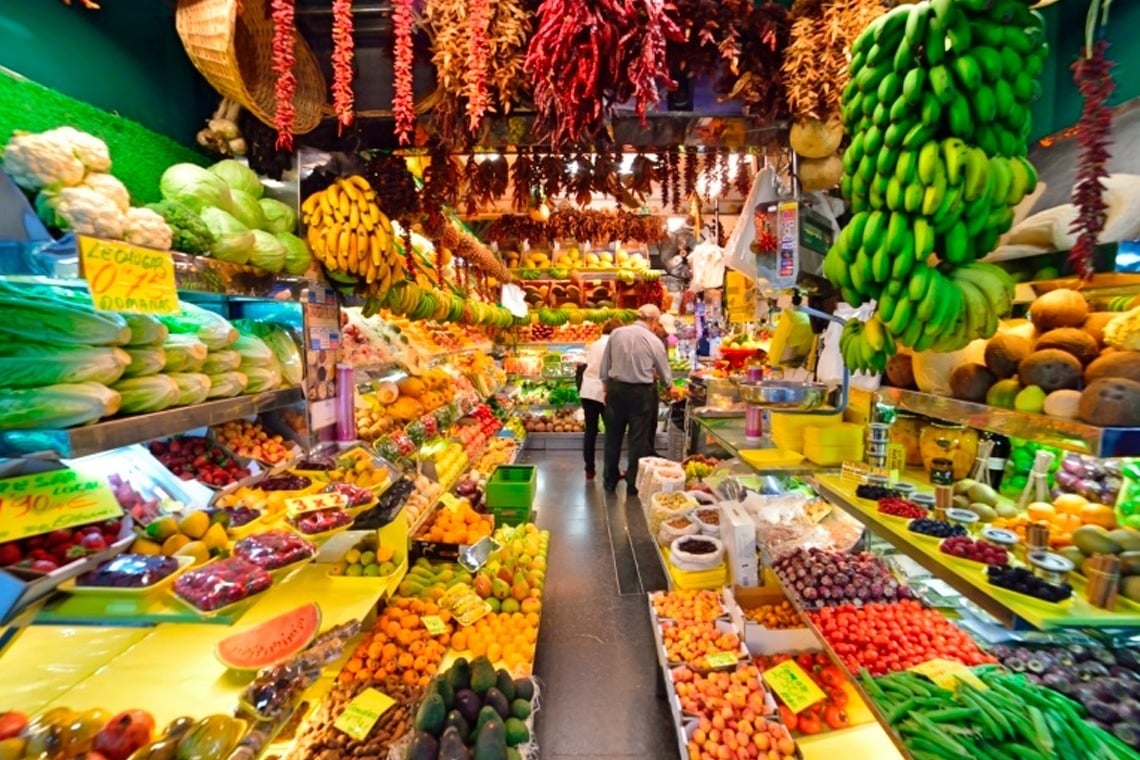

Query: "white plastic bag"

xmin=669 ymin=535 xmax=725 ymax=571
xmin=817 ymin=301 xmax=881 ymax=391
xmin=688 ymin=239 xmax=726 ymax=292
xmin=724 ymin=167 xmax=779 ymax=281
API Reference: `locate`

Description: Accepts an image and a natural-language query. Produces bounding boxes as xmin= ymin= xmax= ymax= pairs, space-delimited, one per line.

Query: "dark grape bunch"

xmin=987 ymin=565 xmax=1072 ymax=603
xmin=856 ymin=484 xmax=900 ymax=500
xmin=908 ymin=519 xmax=967 ymax=539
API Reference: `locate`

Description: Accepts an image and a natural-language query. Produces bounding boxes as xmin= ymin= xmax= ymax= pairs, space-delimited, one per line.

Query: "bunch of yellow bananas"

xmin=301 ymin=176 xmax=407 ymax=298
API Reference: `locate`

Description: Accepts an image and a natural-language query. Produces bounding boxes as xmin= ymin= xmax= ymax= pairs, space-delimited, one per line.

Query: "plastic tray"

xmin=738 ymin=449 xmax=806 ymax=468
xmin=58 ymin=555 xmax=194 ymax=598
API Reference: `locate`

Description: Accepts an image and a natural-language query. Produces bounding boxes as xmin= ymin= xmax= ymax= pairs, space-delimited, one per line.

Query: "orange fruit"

xmin=451 ymin=631 xmax=468 ymax=651
xmin=1027 ymin=502 xmax=1055 ymax=521
xmin=1080 ymin=503 xmax=1117 ymax=528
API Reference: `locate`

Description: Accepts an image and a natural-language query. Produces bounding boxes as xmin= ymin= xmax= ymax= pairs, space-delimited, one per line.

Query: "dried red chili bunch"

xmin=464 ymin=0 xmax=492 ymax=132
xmin=721 ymin=2 xmax=789 ymax=122
xmin=1069 ymin=39 xmax=1115 ymax=281
xmin=659 ymin=153 xmax=672 ymax=210
xmin=392 ymin=0 xmax=417 ymax=145
xmin=683 ymin=150 xmax=698 ymax=200
xmin=331 ymin=0 xmax=355 ymax=132
xmin=734 ymin=153 xmax=753 ymax=198
xmin=666 ymin=149 xmax=682 ymax=213
xmin=511 ymin=149 xmax=536 ymax=212
xmin=270 ymin=0 xmax=297 ymax=151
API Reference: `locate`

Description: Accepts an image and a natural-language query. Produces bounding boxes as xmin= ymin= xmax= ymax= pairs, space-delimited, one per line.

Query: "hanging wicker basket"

xmin=175 ymin=0 xmax=327 ymax=135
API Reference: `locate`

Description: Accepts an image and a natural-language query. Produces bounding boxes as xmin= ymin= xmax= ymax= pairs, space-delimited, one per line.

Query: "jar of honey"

xmin=919 ymin=422 xmax=978 ymax=481
xmin=890 ymin=413 xmax=925 ymax=467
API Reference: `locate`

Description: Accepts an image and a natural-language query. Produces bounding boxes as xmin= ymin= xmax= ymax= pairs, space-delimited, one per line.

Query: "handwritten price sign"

xmin=761 ymin=660 xmax=827 ymax=714
xmin=78 ymin=236 xmax=178 ymax=314
xmin=0 ymin=468 xmax=122 ymax=542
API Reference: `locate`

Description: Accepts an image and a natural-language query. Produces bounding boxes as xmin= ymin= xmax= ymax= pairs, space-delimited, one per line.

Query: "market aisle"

xmin=522 ymin=450 xmax=679 ymax=759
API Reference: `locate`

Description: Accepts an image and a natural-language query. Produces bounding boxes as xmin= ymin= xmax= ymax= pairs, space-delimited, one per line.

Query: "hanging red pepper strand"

xmin=404 ymin=228 xmax=416 ymax=274
xmin=331 ymin=0 xmax=356 ymax=131
xmin=1069 ymin=39 xmax=1115 ymax=281
xmin=464 ymin=0 xmax=492 ymax=132
xmin=392 ymin=0 xmax=417 ymax=145
xmin=270 ymin=0 xmax=297 ymax=151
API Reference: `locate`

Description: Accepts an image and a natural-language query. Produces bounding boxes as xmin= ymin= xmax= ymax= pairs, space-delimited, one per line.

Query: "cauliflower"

xmin=42 ymin=126 xmax=112 ymax=172
xmin=82 ymin=172 xmax=130 ymax=212
xmin=124 ymin=207 xmax=173 ymax=251
xmin=38 ymin=186 xmax=127 ymax=239
xmin=145 ymin=201 xmax=215 ymax=255
xmin=1104 ymin=308 xmax=1140 ymax=351
xmin=3 ymin=131 xmax=85 ymax=191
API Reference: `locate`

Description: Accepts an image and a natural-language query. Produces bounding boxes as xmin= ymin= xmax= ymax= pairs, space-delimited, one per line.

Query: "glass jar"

xmin=890 ymin=413 xmax=925 ymax=467
xmin=919 ymin=422 xmax=978 ymax=481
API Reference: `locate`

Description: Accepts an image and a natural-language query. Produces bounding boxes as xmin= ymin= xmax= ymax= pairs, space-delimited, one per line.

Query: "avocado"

xmin=1072 ymin=525 xmax=1123 ymax=556
xmin=444 ymin=709 xmax=470 ymax=738
xmin=1120 ymin=551 xmax=1140 ymax=576
xmin=503 ymin=717 xmax=530 ymax=747
xmin=509 ymin=698 xmax=531 ymax=721
xmin=512 ymin=678 xmax=535 ymax=702
xmin=438 ymin=726 xmax=470 ymax=760
xmin=405 ymin=730 xmax=440 ymax=760
xmin=483 ymin=687 xmax=511 ymax=720
xmin=473 ymin=718 xmax=508 ymax=760
xmin=1122 ymin=576 xmax=1140 ymax=603
xmin=414 ymin=692 xmax=447 ymax=737
xmin=473 ymin=705 xmax=501 ymax=741
xmin=449 ymin=657 xmax=472 ymax=691
xmin=429 ymin=675 xmax=455 ymax=709
xmin=454 ymin=689 xmax=481 ymax=726
xmin=1108 ymin=530 xmax=1140 ymax=553
xmin=470 ymin=656 xmax=497 ymax=696
xmin=495 ymin=670 xmax=516 ymax=701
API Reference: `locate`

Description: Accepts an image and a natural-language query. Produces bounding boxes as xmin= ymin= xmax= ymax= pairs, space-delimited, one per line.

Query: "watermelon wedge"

xmin=215 ymin=602 xmax=321 ymax=671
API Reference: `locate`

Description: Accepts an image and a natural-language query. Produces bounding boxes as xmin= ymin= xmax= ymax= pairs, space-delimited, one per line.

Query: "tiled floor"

xmin=524 ymin=449 xmax=680 ymax=759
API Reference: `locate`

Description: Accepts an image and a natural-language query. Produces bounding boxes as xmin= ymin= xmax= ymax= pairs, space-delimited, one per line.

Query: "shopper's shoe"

xmin=627 ymin=486 xmax=639 ymax=497
xmin=603 ymin=482 xmax=618 ymax=494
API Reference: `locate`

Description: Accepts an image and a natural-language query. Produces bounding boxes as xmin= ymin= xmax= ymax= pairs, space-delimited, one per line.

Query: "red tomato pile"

xmin=752 ymin=652 xmax=853 ymax=736
xmin=808 ymin=600 xmax=995 ymax=676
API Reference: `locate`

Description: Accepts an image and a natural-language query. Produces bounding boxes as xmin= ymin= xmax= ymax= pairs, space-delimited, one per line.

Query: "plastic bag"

xmin=817 ymin=300 xmax=880 ymax=391
xmin=688 ymin=239 xmax=726 ymax=292
xmin=669 ymin=535 xmax=725 ymax=571
xmin=658 ymin=514 xmax=700 ymax=547
xmin=723 ymin=166 xmax=779 ymax=281
xmin=648 ymin=491 xmax=699 ymax=535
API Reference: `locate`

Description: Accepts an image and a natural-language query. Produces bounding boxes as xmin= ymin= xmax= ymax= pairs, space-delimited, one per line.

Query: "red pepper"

xmin=392 ymin=0 xmax=416 ymax=145
xmin=270 ymin=0 xmax=297 ymax=151
xmin=331 ymin=0 xmax=356 ymax=131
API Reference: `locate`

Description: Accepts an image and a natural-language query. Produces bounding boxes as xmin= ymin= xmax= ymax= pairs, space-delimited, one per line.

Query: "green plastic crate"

xmin=489 ymin=503 xmax=533 ymax=527
xmin=485 ymin=465 xmax=537 ymax=509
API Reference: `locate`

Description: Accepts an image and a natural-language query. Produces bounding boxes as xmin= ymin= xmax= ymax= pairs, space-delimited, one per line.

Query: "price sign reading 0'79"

xmin=78 ymin=236 xmax=179 ymax=315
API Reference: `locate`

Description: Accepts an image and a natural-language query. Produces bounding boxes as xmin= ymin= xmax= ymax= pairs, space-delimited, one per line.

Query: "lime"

xmin=345 ymin=563 xmax=365 ymax=577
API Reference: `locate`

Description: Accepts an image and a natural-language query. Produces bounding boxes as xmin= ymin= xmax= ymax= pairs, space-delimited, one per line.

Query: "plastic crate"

xmin=485 ymin=465 xmax=537 ymax=509
xmin=489 ymin=503 xmax=533 ymax=526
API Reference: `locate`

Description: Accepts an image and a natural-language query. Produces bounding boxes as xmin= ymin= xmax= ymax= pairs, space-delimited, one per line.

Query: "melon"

xmin=215 ymin=603 xmax=321 ymax=670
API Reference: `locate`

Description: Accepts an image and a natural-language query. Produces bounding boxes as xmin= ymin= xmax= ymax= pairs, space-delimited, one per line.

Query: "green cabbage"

xmin=122 ymin=346 xmax=167 ymax=378
xmin=160 ymin=163 xmax=232 ymax=214
xmin=200 ymin=207 xmax=254 ymax=264
xmin=0 ymin=345 xmax=131 ymax=388
xmin=229 ymin=189 xmax=267 ymax=231
xmin=122 ymin=314 xmax=169 ymax=347
xmin=277 ymin=232 xmax=313 ymax=276
xmin=207 ymin=371 xmax=248 ymax=399
xmin=202 ymin=350 xmax=241 ymax=374
xmin=162 ymin=335 xmax=208 ymax=372
xmin=208 ymin=159 xmax=263 ymax=198
xmin=112 ymin=375 xmax=181 ymax=414
xmin=232 ymin=334 xmax=275 ymax=368
xmin=234 ymin=321 xmax=302 ymax=387
xmin=159 ymin=303 xmax=238 ymax=351
xmin=168 ymin=372 xmax=211 ymax=406
xmin=249 ymin=230 xmax=286 ymax=273
xmin=258 ymin=198 xmax=297 ymax=234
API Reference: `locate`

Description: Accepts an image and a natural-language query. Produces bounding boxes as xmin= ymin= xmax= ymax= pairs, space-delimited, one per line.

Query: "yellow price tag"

xmin=705 ymin=651 xmax=740 ymax=669
xmin=908 ymin=659 xmax=987 ymax=692
xmin=0 ymin=468 xmax=123 ymax=542
xmin=762 ymin=660 xmax=827 ymax=714
xmin=421 ymin=615 xmax=447 ymax=636
xmin=285 ymin=491 xmax=348 ymax=517
xmin=78 ymin=236 xmax=179 ymax=314
xmin=439 ymin=493 xmax=460 ymax=510
xmin=334 ymin=688 xmax=395 ymax=740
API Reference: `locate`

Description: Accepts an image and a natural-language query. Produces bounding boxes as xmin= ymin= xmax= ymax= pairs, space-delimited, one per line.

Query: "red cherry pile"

xmin=877 ymin=497 xmax=926 ymax=519
xmin=149 ymin=436 xmax=251 ymax=487
xmin=941 ymin=536 xmax=1009 ymax=565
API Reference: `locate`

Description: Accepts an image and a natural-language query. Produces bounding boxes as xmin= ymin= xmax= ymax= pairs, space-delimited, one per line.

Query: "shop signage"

xmin=78 ymin=236 xmax=179 ymax=314
xmin=0 ymin=468 xmax=121 ymax=542
xmin=909 ymin=658 xmax=988 ymax=691
xmin=761 ymin=660 xmax=827 ymax=713
xmin=334 ymin=687 xmax=395 ymax=740
xmin=421 ymin=615 xmax=447 ymax=636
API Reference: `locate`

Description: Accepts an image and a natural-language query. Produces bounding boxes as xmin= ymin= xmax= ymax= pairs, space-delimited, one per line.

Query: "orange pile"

xmin=995 ymin=495 xmax=1118 ymax=549
xmin=447 ymin=611 xmax=540 ymax=675
xmin=743 ymin=600 xmax=802 ymax=630
xmin=652 ymin=589 xmax=724 ymax=623
xmin=661 ymin=621 xmax=742 ymax=666
xmin=674 ymin=665 xmax=794 ymax=760
xmin=338 ymin=598 xmax=452 ymax=687
xmin=418 ymin=501 xmax=493 ymax=545
xmin=212 ymin=419 xmax=293 ymax=464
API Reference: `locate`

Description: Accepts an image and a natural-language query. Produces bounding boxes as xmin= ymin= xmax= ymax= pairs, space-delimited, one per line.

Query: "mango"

xmin=178 ymin=511 xmax=209 ymax=540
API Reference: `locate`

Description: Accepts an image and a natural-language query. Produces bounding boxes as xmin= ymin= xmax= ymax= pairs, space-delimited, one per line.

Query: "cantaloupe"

xmin=215 ymin=602 xmax=321 ymax=671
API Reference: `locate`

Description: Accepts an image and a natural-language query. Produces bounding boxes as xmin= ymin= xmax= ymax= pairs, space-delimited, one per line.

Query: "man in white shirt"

xmin=599 ymin=304 xmax=674 ymax=495
xmin=578 ymin=319 xmax=621 ymax=480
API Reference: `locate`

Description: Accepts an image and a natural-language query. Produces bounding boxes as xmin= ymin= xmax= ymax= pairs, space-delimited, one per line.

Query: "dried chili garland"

xmin=1069 ymin=39 xmax=1115 ymax=281
xmin=734 ymin=152 xmax=753 ymax=198
xmin=511 ymin=149 xmax=536 ymax=211
xmin=682 ymin=150 xmax=698 ymax=201
xmin=270 ymin=0 xmax=297 ymax=151
xmin=464 ymin=0 xmax=492 ymax=132
xmin=667 ymin=149 xmax=682 ymax=213
xmin=331 ymin=0 xmax=356 ymax=132
xmin=392 ymin=0 xmax=417 ymax=145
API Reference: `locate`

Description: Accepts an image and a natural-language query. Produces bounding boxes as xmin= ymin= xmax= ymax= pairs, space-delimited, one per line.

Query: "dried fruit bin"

xmin=485 ymin=465 xmax=537 ymax=509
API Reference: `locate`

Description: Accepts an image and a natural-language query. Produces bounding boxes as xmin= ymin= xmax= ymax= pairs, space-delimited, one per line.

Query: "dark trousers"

xmin=582 ymin=398 xmax=605 ymax=474
xmin=603 ymin=381 xmax=655 ymax=490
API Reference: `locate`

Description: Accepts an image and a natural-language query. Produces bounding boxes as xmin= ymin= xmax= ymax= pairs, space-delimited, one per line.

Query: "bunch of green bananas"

xmin=823 ymin=0 xmax=1048 ymax=372
xmin=839 ymin=316 xmax=897 ymax=374
xmin=537 ymin=307 xmax=571 ymax=326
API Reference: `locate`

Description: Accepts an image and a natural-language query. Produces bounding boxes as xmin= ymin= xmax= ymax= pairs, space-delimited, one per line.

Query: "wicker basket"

xmin=176 ymin=0 xmax=327 ymax=135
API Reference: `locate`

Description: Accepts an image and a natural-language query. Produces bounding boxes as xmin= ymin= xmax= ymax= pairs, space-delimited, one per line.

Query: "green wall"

xmin=1031 ymin=0 xmax=1140 ymax=142
xmin=0 ymin=0 xmax=214 ymax=146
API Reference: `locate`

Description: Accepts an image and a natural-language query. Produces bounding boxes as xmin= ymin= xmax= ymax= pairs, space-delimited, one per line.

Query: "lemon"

xmin=1014 ymin=385 xmax=1047 ymax=414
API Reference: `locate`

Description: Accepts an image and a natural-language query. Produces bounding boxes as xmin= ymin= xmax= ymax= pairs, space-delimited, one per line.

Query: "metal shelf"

xmin=811 ymin=472 xmax=1140 ymax=630
xmin=875 ymin=387 xmax=1140 ymax=458
xmin=692 ymin=416 xmax=829 ymax=476
xmin=0 ymin=388 xmax=305 ymax=458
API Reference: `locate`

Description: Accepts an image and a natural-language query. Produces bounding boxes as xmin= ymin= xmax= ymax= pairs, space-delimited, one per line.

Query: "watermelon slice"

xmin=215 ymin=602 xmax=321 ymax=671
